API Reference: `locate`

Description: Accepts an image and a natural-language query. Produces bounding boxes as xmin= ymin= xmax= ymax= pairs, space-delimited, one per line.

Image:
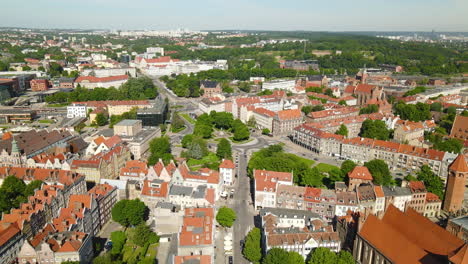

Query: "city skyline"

xmin=2 ymin=0 xmax=468 ymax=31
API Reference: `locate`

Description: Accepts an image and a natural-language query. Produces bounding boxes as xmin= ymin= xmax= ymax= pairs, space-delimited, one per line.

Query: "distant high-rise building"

xmin=443 ymin=154 xmax=468 ymax=213
xmin=121 ymin=54 xmax=131 ymax=64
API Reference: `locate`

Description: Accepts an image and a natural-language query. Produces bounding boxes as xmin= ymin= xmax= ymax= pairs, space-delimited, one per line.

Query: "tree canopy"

xmin=359 ymin=119 xmax=390 ymax=140
xmin=335 ymin=124 xmax=348 ymax=137
xmin=364 ymin=159 xmax=393 ymax=186
xmin=263 ymin=248 xmax=305 ymax=264
xmin=216 ymin=206 xmax=237 ymax=227
xmin=243 ymin=227 xmax=262 ymax=263
xmin=147 ymin=136 xmax=173 ymax=165
xmin=417 ymin=165 xmax=444 ymax=199
xmin=111 ymin=199 xmax=149 ymax=227
xmin=0 ymin=177 xmax=43 ymax=213
xmin=216 ymin=138 xmax=232 ymax=159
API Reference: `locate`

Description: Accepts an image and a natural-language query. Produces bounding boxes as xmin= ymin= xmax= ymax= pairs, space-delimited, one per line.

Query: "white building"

xmin=81 ymin=67 xmax=137 ymax=78
xmin=254 ymin=169 xmax=293 ymax=210
xmin=219 ymin=159 xmax=235 ymax=185
xmin=262 ymin=79 xmax=296 ymax=92
xmin=382 ymin=186 xmax=413 ymax=212
xmin=67 ymin=104 xmax=88 ymax=118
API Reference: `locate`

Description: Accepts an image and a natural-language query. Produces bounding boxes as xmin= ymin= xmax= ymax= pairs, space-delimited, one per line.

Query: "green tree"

xmin=181 ymin=134 xmax=194 ymax=148
xmin=301 ymin=105 xmax=313 ymax=115
xmin=430 ymin=102 xmax=442 ymax=112
xmin=93 ymin=254 xmax=114 ymax=264
xmin=171 ymin=113 xmax=186 ymax=132
xmin=341 ymin=160 xmax=357 ymax=175
xmin=335 ymin=124 xmax=348 ymax=137
xmin=360 ymin=120 xmax=390 ymax=140
xmin=216 ymin=138 xmax=232 ymax=159
xmin=300 ymin=167 xmax=323 ymax=187
xmin=186 ymin=137 xmax=209 ymax=159
xmin=262 ymin=128 xmax=271 ymax=135
xmin=339 ymin=100 xmax=347 ymax=106
xmin=324 ymin=88 xmax=334 ymax=97
xmin=359 ymin=104 xmax=379 ymax=114
xmin=216 ymin=206 xmax=237 ymax=227
xmin=233 ymin=120 xmax=250 ymax=141
xmin=308 ymin=247 xmax=337 ymax=264
xmin=243 ymin=228 xmax=262 ymax=263
xmin=337 ymin=250 xmax=355 ymax=264
xmin=263 ymin=248 xmax=305 ymax=264
xmin=0 ymin=176 xmax=27 ymax=213
xmin=94 ymin=112 xmax=108 ymax=126
xmin=131 ymin=224 xmax=160 ymax=247
xmin=194 ymin=123 xmax=213 ymax=139
xmin=417 ymin=165 xmax=444 ymax=199
xmin=110 ymin=231 xmax=127 ymax=256
xmin=364 ymin=159 xmax=393 ymax=186
xmin=112 ymin=199 xmax=149 ymax=227
xmin=147 ymin=137 xmax=173 ymax=165
xmin=24 ymin=180 xmax=43 ymax=197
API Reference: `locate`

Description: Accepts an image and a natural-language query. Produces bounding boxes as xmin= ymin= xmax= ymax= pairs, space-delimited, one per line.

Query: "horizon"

xmin=2 ymin=0 xmax=468 ymax=32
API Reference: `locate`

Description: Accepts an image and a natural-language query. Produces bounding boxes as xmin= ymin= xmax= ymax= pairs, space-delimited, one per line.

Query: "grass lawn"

xmin=230 ymin=137 xmax=254 ymax=144
xmin=38 ymin=119 xmax=54 ymax=124
xmin=145 ymin=243 xmax=158 ymax=258
xmin=122 ymin=242 xmax=145 ymax=263
xmin=171 ymin=125 xmax=186 ymax=133
xmin=187 ymin=153 xmax=220 ymax=170
xmin=315 ymin=163 xmax=340 ymax=173
xmin=294 ymin=156 xmax=315 ymax=167
xmin=179 ymin=113 xmax=195 ymax=124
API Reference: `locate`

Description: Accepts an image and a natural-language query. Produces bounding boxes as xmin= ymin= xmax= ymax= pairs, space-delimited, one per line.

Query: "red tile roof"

xmin=0 ymin=222 xmax=21 ymax=247
xmin=219 ymin=159 xmax=235 ymax=169
xmin=174 ymin=255 xmax=211 ymax=264
xmin=355 ymin=84 xmax=376 ymax=94
xmin=141 ymin=180 xmax=168 ymax=198
xmin=254 ymin=169 xmax=293 ymax=192
xmin=179 ymin=208 xmax=213 ymax=247
xmin=253 ymin=107 xmax=275 ymax=117
xmin=276 ymin=109 xmax=302 ymax=121
xmin=75 ymin=75 xmax=128 ymax=83
xmin=348 ymin=166 xmax=373 ymax=181
xmin=374 ymin=186 xmax=385 ymax=198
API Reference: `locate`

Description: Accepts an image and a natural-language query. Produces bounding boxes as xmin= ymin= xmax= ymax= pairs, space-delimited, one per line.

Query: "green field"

xmin=179 ymin=113 xmax=196 ymax=124
xmin=315 ymin=163 xmax=340 ymax=173
xmin=187 ymin=153 xmax=220 ymax=170
xmin=295 ymin=156 xmax=315 ymax=167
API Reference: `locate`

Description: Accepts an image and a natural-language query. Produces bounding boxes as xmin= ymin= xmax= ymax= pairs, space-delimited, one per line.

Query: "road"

xmin=229 ymin=147 xmax=255 ymax=264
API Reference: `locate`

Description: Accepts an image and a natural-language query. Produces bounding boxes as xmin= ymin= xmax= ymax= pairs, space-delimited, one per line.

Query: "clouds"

xmin=1 ymin=0 xmax=467 ymax=31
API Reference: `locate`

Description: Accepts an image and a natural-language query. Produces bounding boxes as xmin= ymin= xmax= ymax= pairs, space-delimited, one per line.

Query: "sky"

xmin=2 ymin=0 xmax=468 ymax=31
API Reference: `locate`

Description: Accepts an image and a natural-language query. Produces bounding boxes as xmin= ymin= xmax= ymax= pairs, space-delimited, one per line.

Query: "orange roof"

xmin=174 ymin=255 xmax=211 ymax=264
xmin=425 ymin=192 xmax=441 ymax=203
xmin=276 ymin=109 xmax=302 ymax=121
xmin=141 ymin=180 xmax=168 ymax=198
xmin=88 ymin=183 xmax=115 ymax=197
xmin=219 ymin=159 xmax=235 ymax=169
xmin=254 ymin=169 xmax=293 ymax=192
xmin=408 ymin=181 xmax=426 ymax=193
xmin=179 ymin=208 xmax=214 ymax=247
xmin=348 ymin=166 xmax=373 ymax=181
xmin=374 ymin=186 xmax=385 ymax=198
xmin=75 ymin=75 xmax=128 ymax=83
xmin=355 ymin=84 xmax=376 ymax=94
xmin=449 ymin=244 xmax=468 ymax=264
xmin=0 ymin=222 xmax=21 ymax=247
xmin=254 ymin=107 xmax=275 ymax=117
xmin=450 ymin=154 xmax=468 ymax=173
xmin=1 ymin=132 xmax=12 ymax=140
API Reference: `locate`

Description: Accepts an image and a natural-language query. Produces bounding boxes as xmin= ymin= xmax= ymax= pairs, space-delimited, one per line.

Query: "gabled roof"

xmin=219 ymin=159 xmax=235 ymax=169
xmin=348 ymin=166 xmax=373 ymax=181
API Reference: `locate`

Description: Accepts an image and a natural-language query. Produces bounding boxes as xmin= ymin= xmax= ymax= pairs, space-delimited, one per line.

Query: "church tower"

xmin=443 ymin=154 xmax=468 ymax=213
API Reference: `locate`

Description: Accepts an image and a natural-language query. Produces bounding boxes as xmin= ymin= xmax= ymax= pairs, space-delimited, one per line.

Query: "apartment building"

xmin=260 ymin=207 xmax=340 ymax=260
xmin=74 ymin=75 xmax=129 ymax=89
xmin=272 ymin=109 xmax=303 ymax=136
xmin=254 ymin=169 xmax=293 ymax=209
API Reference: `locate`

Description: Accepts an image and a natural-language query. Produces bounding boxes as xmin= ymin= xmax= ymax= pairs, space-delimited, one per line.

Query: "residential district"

xmin=0 ymin=29 xmax=468 ymax=264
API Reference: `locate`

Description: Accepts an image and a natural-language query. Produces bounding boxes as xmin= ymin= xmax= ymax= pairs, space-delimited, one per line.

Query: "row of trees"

xmin=45 ymin=77 xmax=159 ymax=103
